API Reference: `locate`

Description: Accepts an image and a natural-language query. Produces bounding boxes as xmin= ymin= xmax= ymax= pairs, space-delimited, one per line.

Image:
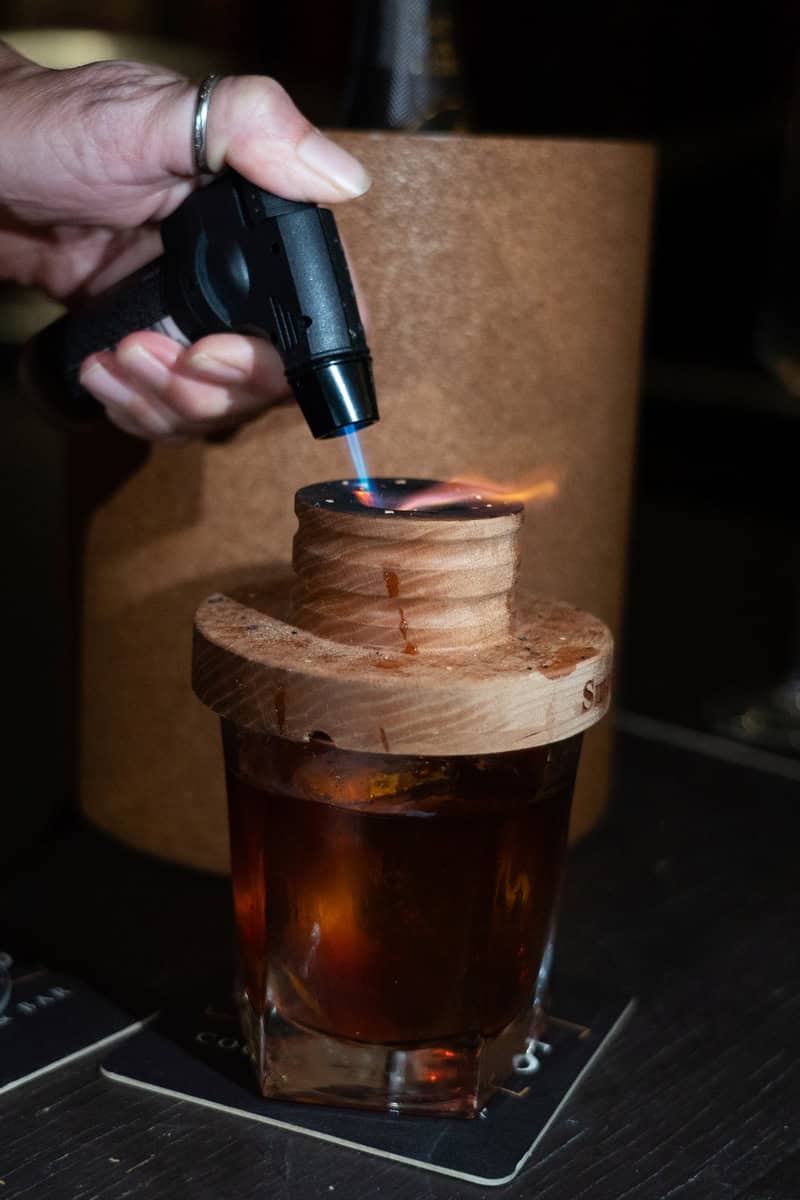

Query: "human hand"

xmin=0 ymin=43 xmax=371 ymax=442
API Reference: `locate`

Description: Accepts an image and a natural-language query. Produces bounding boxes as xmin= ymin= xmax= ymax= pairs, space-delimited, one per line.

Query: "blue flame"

xmin=343 ymin=425 xmax=371 ymax=491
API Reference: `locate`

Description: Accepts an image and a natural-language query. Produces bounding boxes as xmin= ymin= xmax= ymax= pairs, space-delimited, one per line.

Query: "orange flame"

xmin=392 ymin=470 xmax=561 ymax=512
xmin=352 ymin=484 xmax=379 ymax=508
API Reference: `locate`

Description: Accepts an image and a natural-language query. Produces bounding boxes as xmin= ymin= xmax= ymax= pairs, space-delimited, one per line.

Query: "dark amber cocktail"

xmin=223 ymin=721 xmax=580 ymax=1116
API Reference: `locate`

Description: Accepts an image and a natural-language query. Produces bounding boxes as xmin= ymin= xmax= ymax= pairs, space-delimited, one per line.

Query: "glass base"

xmin=238 ymin=994 xmax=538 ymax=1118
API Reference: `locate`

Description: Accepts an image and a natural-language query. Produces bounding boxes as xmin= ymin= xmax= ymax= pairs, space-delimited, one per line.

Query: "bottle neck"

xmin=342 ymin=0 xmax=470 ymax=132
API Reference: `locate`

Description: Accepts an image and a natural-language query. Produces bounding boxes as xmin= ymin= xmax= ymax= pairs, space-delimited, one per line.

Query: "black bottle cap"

xmin=288 ymin=355 xmax=379 ymax=439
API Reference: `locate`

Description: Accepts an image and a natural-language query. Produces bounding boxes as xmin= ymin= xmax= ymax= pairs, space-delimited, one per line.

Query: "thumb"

xmin=0 ymin=50 xmax=370 ymax=226
xmin=173 ymin=74 xmax=371 ymax=203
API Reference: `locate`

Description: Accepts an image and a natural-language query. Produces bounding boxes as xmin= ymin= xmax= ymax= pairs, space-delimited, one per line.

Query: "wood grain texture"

xmin=290 ymin=486 xmax=523 ymax=651
xmin=1 ymin=734 xmax=798 ymax=1199
xmin=194 ymin=586 xmax=611 ymax=755
xmin=77 ymin=134 xmax=655 ymax=869
xmin=193 ymin=495 xmax=613 ymax=753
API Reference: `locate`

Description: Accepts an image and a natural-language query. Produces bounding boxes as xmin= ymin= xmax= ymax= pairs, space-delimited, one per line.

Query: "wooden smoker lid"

xmin=193 ymin=479 xmax=613 ymax=756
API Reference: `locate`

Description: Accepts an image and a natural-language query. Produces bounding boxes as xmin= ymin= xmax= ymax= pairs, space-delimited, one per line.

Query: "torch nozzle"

xmin=288 ymin=356 xmax=378 ymax=440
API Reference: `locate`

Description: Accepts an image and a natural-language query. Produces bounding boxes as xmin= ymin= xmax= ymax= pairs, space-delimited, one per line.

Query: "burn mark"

xmin=379 ymin=727 xmax=390 ymax=752
xmin=536 ymin=645 xmax=597 ymax=679
xmin=274 ymin=686 xmax=286 ymax=734
xmin=398 ymin=607 xmax=418 ymax=656
xmin=381 ymin=571 xmax=416 ymax=652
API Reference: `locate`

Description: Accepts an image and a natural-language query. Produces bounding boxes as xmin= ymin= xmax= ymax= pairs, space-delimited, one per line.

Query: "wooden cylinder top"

xmin=291 ymin=479 xmax=522 ymax=654
xmin=193 ymin=479 xmax=613 ymax=755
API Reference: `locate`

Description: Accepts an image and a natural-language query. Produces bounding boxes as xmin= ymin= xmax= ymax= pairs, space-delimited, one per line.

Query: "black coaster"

xmin=0 ymin=954 xmax=147 ymax=1096
xmin=102 ymin=981 xmax=634 ymax=1187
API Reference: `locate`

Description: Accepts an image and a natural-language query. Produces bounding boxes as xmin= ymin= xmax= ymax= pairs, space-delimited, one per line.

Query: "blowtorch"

xmin=21 ymin=169 xmax=379 ymax=441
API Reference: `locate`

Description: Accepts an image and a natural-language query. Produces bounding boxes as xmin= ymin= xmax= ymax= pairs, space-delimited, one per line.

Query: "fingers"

xmin=0 ymin=57 xmax=370 ymax=231
xmin=79 ymin=331 xmax=291 ymax=443
xmin=166 ymin=74 xmax=371 ymax=202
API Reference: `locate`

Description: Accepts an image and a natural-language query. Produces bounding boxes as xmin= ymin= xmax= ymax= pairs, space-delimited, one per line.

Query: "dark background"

xmin=1 ymin=0 xmax=799 ymax=850
xmin=1 ymin=7 xmax=799 ymax=1197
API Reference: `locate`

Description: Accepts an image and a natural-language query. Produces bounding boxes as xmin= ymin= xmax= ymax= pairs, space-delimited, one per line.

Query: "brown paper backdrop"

xmin=79 ymin=134 xmax=655 ymax=871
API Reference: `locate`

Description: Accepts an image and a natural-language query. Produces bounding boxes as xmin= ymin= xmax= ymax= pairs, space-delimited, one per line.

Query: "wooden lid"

xmin=193 ymin=480 xmax=612 ymax=755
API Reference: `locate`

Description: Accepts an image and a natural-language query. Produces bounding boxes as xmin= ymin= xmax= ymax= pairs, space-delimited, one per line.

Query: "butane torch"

xmin=22 ymin=169 xmax=378 ymax=440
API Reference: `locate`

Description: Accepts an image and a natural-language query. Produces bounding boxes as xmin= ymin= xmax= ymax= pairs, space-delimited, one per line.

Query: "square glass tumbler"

xmin=221 ymin=720 xmax=582 ymax=1117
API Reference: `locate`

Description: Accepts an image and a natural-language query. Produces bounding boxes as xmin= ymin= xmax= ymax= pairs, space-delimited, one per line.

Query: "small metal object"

xmin=193 ymin=73 xmax=224 ymax=175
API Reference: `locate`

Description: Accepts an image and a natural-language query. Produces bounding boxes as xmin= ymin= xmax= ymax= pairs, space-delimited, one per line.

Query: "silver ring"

xmin=193 ymin=74 xmax=224 ymax=175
